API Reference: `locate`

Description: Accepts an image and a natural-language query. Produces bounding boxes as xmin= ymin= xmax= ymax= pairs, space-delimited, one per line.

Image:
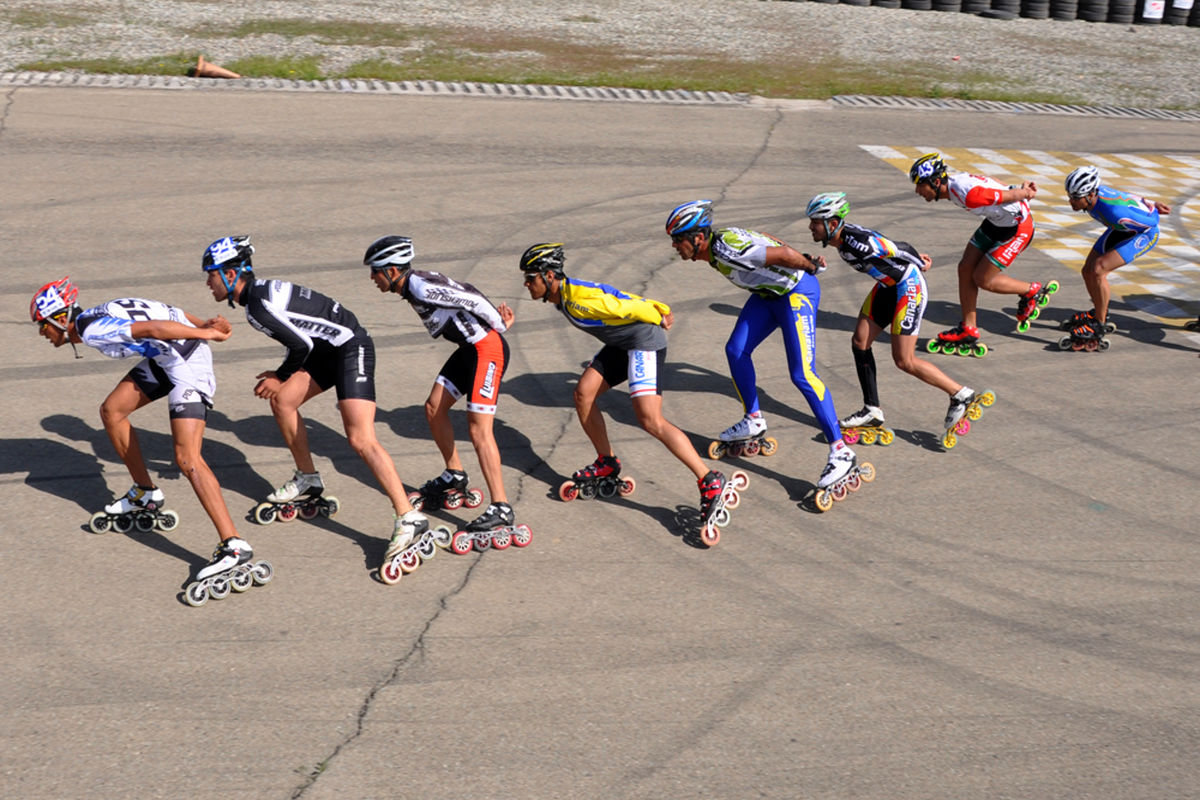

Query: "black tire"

xmin=1051 ymin=0 xmax=1079 ymax=16
xmin=1021 ymin=0 xmax=1051 ymax=17
xmin=992 ymin=0 xmax=1023 ymax=12
xmin=961 ymin=0 xmax=991 ymax=11
xmin=901 ymin=0 xmax=934 ymax=8
xmin=1108 ymin=0 xmax=1137 ymax=21
xmin=933 ymin=0 xmax=962 ymax=10
xmin=1076 ymin=0 xmax=1110 ymax=20
xmin=1191 ymin=1 xmax=1200 ymax=24
xmin=872 ymin=0 xmax=902 ymax=6
xmin=840 ymin=0 xmax=872 ymax=6
xmin=1163 ymin=2 xmax=1189 ymax=23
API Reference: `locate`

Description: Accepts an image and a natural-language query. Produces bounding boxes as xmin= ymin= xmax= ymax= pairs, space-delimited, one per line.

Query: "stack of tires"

xmin=871 ymin=0 xmax=902 ymax=7
xmin=901 ymin=0 xmax=934 ymax=8
xmin=1163 ymin=0 xmax=1194 ymax=22
xmin=1050 ymin=0 xmax=1079 ymax=16
xmin=1192 ymin=0 xmax=1200 ymax=23
xmin=961 ymin=0 xmax=991 ymax=11
xmin=1077 ymin=0 xmax=1111 ymax=20
xmin=1108 ymin=0 xmax=1138 ymax=21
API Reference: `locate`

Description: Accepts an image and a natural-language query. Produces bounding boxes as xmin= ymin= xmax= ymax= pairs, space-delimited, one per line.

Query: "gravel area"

xmin=2 ymin=0 xmax=1199 ymax=109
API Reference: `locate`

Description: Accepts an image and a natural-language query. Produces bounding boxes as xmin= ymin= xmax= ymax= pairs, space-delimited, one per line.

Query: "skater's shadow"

xmin=2 ymin=421 xmax=110 ymax=513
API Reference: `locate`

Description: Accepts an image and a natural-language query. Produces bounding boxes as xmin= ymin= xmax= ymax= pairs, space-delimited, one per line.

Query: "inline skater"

xmin=364 ymin=235 xmax=515 ymax=539
xmin=507 ymin=242 xmax=746 ymax=545
xmin=664 ymin=199 xmax=857 ymax=492
xmin=1060 ymin=165 xmax=1171 ymax=350
xmin=805 ymin=192 xmax=990 ymax=443
xmin=201 ymin=235 xmax=429 ymax=563
xmin=909 ymin=152 xmax=1057 ymax=346
xmin=30 ymin=277 xmax=266 ymax=603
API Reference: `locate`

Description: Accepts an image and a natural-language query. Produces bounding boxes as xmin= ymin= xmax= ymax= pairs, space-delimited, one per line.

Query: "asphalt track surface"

xmin=2 ymin=86 xmax=1198 ymax=799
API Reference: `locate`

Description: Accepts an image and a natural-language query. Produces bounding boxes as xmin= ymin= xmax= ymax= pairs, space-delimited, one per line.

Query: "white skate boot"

xmin=385 ymin=510 xmax=430 ymax=562
xmin=267 ymin=470 xmax=323 ymax=503
xmin=818 ymin=444 xmax=857 ymax=489
xmin=718 ymin=413 xmax=767 ymax=442
xmin=105 ymin=485 xmax=165 ymax=514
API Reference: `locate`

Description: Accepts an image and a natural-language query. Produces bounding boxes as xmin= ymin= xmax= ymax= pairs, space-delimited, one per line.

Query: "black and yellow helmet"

xmin=909 ymin=152 xmax=947 ymax=185
xmin=519 ymin=243 xmax=565 ymax=276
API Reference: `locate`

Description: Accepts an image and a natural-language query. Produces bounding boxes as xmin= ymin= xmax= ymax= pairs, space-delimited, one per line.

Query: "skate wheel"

xmin=276 ymin=504 xmax=299 ymax=523
xmin=973 ymin=343 xmax=988 ymax=358
xmin=724 ymin=489 xmax=741 ymax=510
xmin=1098 ymin=338 xmax=1111 ymax=351
xmin=432 ymin=525 xmax=453 ymax=548
xmin=1084 ymin=340 xmax=1098 ymax=352
xmin=730 ymin=471 xmax=750 ymax=490
xmin=831 ymin=483 xmax=848 ymax=501
xmin=253 ymin=502 xmax=277 ymax=525
xmin=298 ymin=503 xmax=319 ymax=520
xmin=956 ymin=343 xmax=973 ymax=357
xmin=417 ymin=536 xmax=437 ymax=559
xmin=743 ymin=438 xmax=761 ymax=457
xmin=112 ymin=515 xmax=134 ymax=534
xmin=842 ymin=430 xmax=860 ymax=445
xmin=1071 ymin=341 xmax=1085 ymax=351
xmin=558 ymin=481 xmax=578 ymax=503
xmin=252 ymin=561 xmax=274 ymax=585
xmin=379 ymin=558 xmax=403 ymax=585
xmin=399 ymin=549 xmax=422 ymax=573
xmin=1017 ymin=319 xmax=1031 ymax=333
xmin=451 ymin=531 xmax=473 ymax=555
xmin=1058 ymin=335 xmax=1073 ymax=350
xmin=814 ymin=491 xmax=834 ymax=513
xmin=760 ymin=436 xmax=778 ymax=456
xmin=942 ymin=430 xmax=958 ymax=449
xmin=859 ymin=462 xmax=876 ymax=483
xmin=184 ymin=582 xmax=209 ymax=608
xmin=1046 ymin=280 xmax=1059 ymax=295
xmin=157 ymin=509 xmax=180 ymax=532
xmin=598 ymin=479 xmax=618 ymax=499
xmin=209 ymin=576 xmax=232 ymax=600
xmin=847 ymin=472 xmax=862 ymax=492
xmin=406 ymin=491 xmax=425 ymax=511
xmin=473 ymin=533 xmax=491 ymax=553
xmin=465 ymin=489 xmax=484 ymax=509
xmin=512 ymin=525 xmax=533 ymax=547
xmin=134 ymin=513 xmax=156 ymax=533
xmin=727 ymin=442 xmax=744 ymax=458
xmin=492 ymin=532 xmax=511 ymax=550
xmin=967 ymin=404 xmax=983 ymax=421
xmin=618 ymin=477 xmax=636 ymax=497
xmin=924 ymin=339 xmax=940 ymax=354
xmin=700 ymin=522 xmax=721 ymax=547
xmin=89 ymin=511 xmax=112 ymax=534
xmin=707 ymin=440 xmax=725 ymax=460
xmin=979 ymin=391 xmax=996 ymax=407
xmin=443 ymin=493 xmax=464 ymax=510
xmin=714 ymin=507 xmax=731 ymax=527
xmin=231 ymin=567 xmax=254 ymax=592
xmin=956 ymin=419 xmax=971 ymax=435
xmin=578 ymin=482 xmax=598 ymax=500
xmin=879 ymin=428 xmax=895 ymax=446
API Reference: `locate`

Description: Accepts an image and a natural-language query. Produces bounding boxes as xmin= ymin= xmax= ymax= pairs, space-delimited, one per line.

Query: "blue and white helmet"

xmin=665 ymin=200 xmax=713 ymax=237
xmin=805 ymin=192 xmax=850 ymax=221
xmin=202 ymin=235 xmax=254 ymax=273
xmin=1064 ymin=165 xmax=1100 ymax=199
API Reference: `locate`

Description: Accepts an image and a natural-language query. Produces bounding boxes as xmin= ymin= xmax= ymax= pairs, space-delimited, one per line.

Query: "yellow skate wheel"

xmin=879 ymin=429 xmax=895 ymax=446
xmin=707 ymin=440 xmax=725 ymax=460
xmin=967 ymin=404 xmax=983 ymax=421
xmin=942 ymin=430 xmax=957 ymax=449
xmin=814 ymin=490 xmax=834 ymax=512
xmin=858 ymin=462 xmax=876 ymax=483
xmin=760 ymin=436 xmax=778 ymax=456
xmin=861 ymin=428 xmax=877 ymax=445
xmin=979 ymin=391 xmax=996 ymax=407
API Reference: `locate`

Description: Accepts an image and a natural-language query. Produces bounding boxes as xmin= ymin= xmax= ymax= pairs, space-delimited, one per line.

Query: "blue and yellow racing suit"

xmin=1086 ymin=186 xmax=1161 ymax=265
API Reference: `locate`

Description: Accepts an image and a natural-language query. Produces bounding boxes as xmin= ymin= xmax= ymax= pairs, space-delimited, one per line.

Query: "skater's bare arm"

xmin=999 ymin=181 xmax=1037 ymax=203
xmin=130 ymin=320 xmax=230 ymax=342
xmin=183 ymin=311 xmax=234 ymax=335
xmin=766 ymin=245 xmax=824 ymax=275
xmin=497 ymin=302 xmax=515 ymax=328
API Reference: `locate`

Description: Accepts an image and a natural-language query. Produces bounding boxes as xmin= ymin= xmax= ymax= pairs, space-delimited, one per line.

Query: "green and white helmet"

xmin=805 ymin=192 xmax=850 ymax=220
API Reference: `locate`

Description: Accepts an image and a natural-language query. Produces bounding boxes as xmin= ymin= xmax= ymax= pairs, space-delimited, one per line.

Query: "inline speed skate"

xmin=184 ymin=537 xmax=272 ymax=607
xmin=1057 ymin=315 xmax=1113 ymax=352
xmin=89 ymin=485 xmax=179 ymax=534
xmin=839 ymin=406 xmax=894 ymax=446
xmin=926 ymin=323 xmax=988 ymax=358
xmin=1015 ymin=280 xmax=1059 ymax=332
xmin=942 ymin=388 xmax=996 ymax=449
xmin=707 ymin=413 xmax=778 ymax=459
xmin=558 ymin=455 xmax=636 ymax=502
xmin=1059 ymin=309 xmax=1117 ymax=334
xmin=698 ymin=470 xmax=750 ymax=546
xmin=254 ymin=470 xmax=339 ymax=525
xmin=450 ymin=502 xmax=533 ymax=554
xmin=813 ymin=446 xmax=873 ymax=512
xmin=379 ymin=511 xmax=452 ymax=585
xmin=407 ymin=469 xmax=484 ymax=512
xmin=1185 ymin=316 xmax=1200 ymax=332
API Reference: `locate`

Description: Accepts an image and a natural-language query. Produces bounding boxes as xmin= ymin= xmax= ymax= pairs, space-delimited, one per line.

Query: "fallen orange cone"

xmin=190 ymin=55 xmax=240 ymax=79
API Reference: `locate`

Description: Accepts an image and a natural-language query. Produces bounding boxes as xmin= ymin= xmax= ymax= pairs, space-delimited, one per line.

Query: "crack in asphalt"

xmin=288 ymin=555 xmax=485 ymax=798
xmin=0 ymin=87 xmax=16 ymax=144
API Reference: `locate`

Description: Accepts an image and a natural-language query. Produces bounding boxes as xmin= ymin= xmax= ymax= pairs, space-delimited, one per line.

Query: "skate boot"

xmin=942 ymin=387 xmax=997 ymax=449
xmin=708 ymin=413 xmax=778 ymax=459
xmin=450 ymin=502 xmax=533 ymax=554
xmin=254 ymin=470 xmax=339 ymax=525
xmin=1058 ymin=309 xmax=1115 ymax=333
xmin=379 ymin=510 xmax=452 ymax=585
xmin=813 ymin=444 xmax=874 ymax=513
xmin=407 ymin=469 xmax=484 ymax=512
xmin=839 ymin=405 xmax=894 ymax=446
xmin=1185 ymin=315 xmax=1200 ymax=332
xmin=1057 ymin=316 xmax=1112 ymax=353
xmin=559 ymin=455 xmax=636 ymax=502
xmin=926 ymin=323 xmax=987 ymax=358
xmin=697 ymin=469 xmax=750 ymax=547
xmin=1015 ymin=280 xmax=1060 ymax=332
xmin=184 ymin=537 xmax=273 ymax=607
xmin=89 ymin=484 xmax=179 ymax=534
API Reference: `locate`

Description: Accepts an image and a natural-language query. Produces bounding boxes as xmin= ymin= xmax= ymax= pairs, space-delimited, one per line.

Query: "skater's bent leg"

xmin=891 ymin=334 xmax=960 ymax=395
xmin=269 ymin=371 xmax=324 ymax=474
xmin=424 ymin=382 xmax=464 ymax=471
xmin=466 ymin=410 xmax=507 ymax=504
xmin=632 ymin=395 xmax=708 ymax=479
xmin=1085 ymin=249 xmax=1127 ymax=322
xmin=957 ymin=245 xmax=985 ymax=328
xmin=171 ymin=416 xmax=239 ymax=540
xmin=339 ymin=397 xmax=414 ymax=515
xmin=574 ymin=366 xmax=614 ymax=456
xmin=973 ymin=260 xmax=1027 ymax=296
xmin=100 ymin=378 xmax=156 ymax=487
xmin=726 ymin=297 xmax=776 ymax=415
